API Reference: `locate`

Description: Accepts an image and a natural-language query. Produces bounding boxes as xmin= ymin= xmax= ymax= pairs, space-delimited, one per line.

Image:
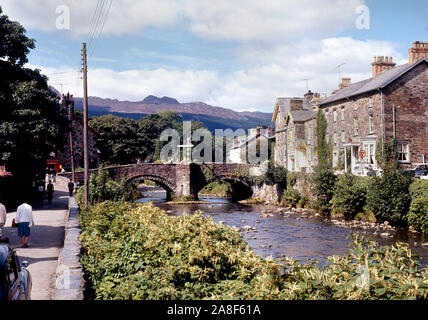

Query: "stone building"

xmin=272 ymin=93 xmax=318 ymax=172
xmin=47 ymin=94 xmax=100 ymax=172
xmin=318 ymin=41 xmax=428 ymax=175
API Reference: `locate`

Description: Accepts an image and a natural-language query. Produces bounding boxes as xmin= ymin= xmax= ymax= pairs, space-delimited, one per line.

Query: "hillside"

xmin=72 ymin=95 xmax=273 ymax=131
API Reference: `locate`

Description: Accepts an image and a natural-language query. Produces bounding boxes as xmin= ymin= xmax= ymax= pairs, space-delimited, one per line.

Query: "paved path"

xmin=3 ymin=183 xmax=68 ymax=300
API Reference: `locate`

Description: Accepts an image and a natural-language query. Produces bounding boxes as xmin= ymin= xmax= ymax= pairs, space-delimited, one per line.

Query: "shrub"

xmin=366 ymin=166 xmax=412 ymax=227
xmin=79 ymin=203 xmax=428 ymax=300
xmin=354 ymin=211 xmax=377 ymax=223
xmin=282 ymin=188 xmax=301 ymax=207
xmin=410 ymin=179 xmax=428 ymax=199
xmin=312 ymin=167 xmax=336 ymax=213
xmin=331 ymin=174 xmax=367 ymax=220
xmin=407 ymin=197 xmax=428 ymax=234
xmin=297 ymin=194 xmax=309 ymax=209
xmin=75 ymin=166 xmax=140 ymax=207
xmin=264 ymin=162 xmax=287 ymax=188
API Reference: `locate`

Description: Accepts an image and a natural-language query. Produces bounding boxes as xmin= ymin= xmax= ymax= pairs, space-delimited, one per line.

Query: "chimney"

xmin=304 ymin=90 xmax=314 ymax=102
xmin=408 ymin=41 xmax=428 ymax=64
xmin=339 ymin=77 xmax=351 ymax=89
xmin=371 ymin=56 xmax=396 ymax=77
xmin=290 ymin=98 xmax=303 ymax=111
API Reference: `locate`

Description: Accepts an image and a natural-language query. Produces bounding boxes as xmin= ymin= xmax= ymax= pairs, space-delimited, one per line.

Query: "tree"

xmin=89 ymin=115 xmax=140 ymax=165
xmin=0 ymin=7 xmax=69 ymax=205
xmin=313 ymin=109 xmax=336 ymax=213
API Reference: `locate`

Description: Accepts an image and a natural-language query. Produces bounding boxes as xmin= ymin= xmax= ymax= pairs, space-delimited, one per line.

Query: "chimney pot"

xmin=408 ymin=41 xmax=428 ymax=64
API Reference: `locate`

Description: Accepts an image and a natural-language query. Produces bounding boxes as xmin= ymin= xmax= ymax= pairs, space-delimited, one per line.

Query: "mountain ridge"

xmin=71 ymin=95 xmax=273 ymax=129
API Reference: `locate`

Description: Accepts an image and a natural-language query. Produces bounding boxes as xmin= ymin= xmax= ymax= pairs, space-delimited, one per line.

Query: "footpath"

xmin=3 ymin=183 xmax=68 ymax=300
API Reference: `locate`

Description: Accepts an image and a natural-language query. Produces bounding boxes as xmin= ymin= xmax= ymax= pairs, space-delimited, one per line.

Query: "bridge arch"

xmin=197 ymin=175 xmax=253 ymax=201
xmin=126 ymin=174 xmax=176 ymax=200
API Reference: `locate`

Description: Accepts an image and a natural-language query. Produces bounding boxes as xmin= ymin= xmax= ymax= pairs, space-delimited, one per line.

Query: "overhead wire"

xmin=89 ymin=0 xmax=113 ymax=58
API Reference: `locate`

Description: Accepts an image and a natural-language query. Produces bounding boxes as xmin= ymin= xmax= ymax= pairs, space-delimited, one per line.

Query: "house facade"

xmin=319 ymin=41 xmax=428 ymax=175
xmin=272 ymin=94 xmax=318 ymax=172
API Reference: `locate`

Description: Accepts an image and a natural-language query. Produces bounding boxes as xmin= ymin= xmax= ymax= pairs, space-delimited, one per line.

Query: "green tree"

xmin=89 ymin=115 xmax=139 ymax=165
xmin=0 ymin=7 xmax=68 ymax=205
xmin=366 ymin=145 xmax=412 ymax=227
xmin=313 ymin=109 xmax=336 ymax=213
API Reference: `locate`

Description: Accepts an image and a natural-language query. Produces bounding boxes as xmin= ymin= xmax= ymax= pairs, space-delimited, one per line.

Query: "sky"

xmin=1 ymin=0 xmax=427 ymax=113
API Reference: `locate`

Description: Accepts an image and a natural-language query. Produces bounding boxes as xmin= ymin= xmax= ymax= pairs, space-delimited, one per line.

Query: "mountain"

xmin=72 ymin=95 xmax=273 ymax=131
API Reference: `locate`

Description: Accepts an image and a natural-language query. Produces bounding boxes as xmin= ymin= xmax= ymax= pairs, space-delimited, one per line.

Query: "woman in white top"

xmin=15 ymin=203 xmax=35 ymax=248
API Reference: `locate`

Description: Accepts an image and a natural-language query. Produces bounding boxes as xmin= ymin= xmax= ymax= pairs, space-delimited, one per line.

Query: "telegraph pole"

xmin=82 ymin=43 xmax=89 ymax=207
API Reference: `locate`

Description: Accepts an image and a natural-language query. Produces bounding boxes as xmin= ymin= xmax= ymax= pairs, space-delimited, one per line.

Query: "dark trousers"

xmin=69 ymin=189 xmax=73 ymax=197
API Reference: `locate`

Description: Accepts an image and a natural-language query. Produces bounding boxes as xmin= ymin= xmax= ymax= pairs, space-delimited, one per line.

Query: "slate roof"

xmin=272 ymin=97 xmax=311 ymax=122
xmin=320 ymin=58 xmax=428 ymax=106
xmin=289 ymin=109 xmax=316 ymax=122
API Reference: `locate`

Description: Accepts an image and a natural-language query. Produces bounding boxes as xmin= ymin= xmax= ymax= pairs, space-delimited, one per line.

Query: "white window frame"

xmin=341 ymin=108 xmax=345 ymax=121
xmin=369 ymin=115 xmax=374 ymax=134
xmin=397 ymin=143 xmax=410 ymax=163
xmin=341 ymin=130 xmax=345 ymax=143
xmin=353 ymin=102 xmax=358 ymax=111
xmin=353 ymin=118 xmax=359 ymax=136
xmin=333 ymin=109 xmax=337 ymax=122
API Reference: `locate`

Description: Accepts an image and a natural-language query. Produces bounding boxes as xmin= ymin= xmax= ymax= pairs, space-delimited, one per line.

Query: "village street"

xmin=3 ymin=183 xmax=68 ymax=300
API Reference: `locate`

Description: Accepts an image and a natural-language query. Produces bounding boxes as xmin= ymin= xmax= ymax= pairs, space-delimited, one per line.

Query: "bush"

xmin=79 ymin=202 xmax=428 ymax=300
xmin=410 ymin=179 xmax=428 ymax=199
xmin=366 ymin=166 xmax=412 ymax=227
xmin=331 ymin=174 xmax=367 ymax=220
xmin=281 ymin=189 xmax=301 ymax=207
xmin=75 ymin=166 xmax=140 ymax=207
xmin=407 ymin=197 xmax=428 ymax=234
xmin=354 ymin=211 xmax=377 ymax=223
xmin=312 ymin=167 xmax=336 ymax=213
xmin=297 ymin=194 xmax=309 ymax=209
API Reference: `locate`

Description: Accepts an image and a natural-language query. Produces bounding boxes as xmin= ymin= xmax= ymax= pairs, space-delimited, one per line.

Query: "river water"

xmin=138 ymin=189 xmax=428 ymax=267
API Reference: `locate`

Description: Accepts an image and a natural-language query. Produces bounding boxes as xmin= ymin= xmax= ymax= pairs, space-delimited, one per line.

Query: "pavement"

xmin=2 ymin=182 xmax=68 ymax=300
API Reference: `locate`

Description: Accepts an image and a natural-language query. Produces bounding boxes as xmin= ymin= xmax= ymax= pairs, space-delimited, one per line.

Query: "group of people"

xmin=0 ymin=201 xmax=34 ymax=248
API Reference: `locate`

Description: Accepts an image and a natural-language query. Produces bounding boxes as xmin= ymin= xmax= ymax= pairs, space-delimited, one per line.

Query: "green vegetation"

xmin=89 ymin=111 xmax=204 ymax=166
xmin=331 ymin=174 xmax=367 ymax=220
xmin=80 ymin=201 xmax=428 ymax=300
xmin=313 ymin=109 xmax=336 ymax=213
xmin=407 ymin=179 xmax=428 ymax=233
xmin=281 ymin=189 xmax=301 ymax=207
xmin=200 ymin=181 xmax=232 ymax=197
xmin=0 ymin=7 xmax=69 ymax=206
xmin=75 ymin=166 xmax=141 ymax=206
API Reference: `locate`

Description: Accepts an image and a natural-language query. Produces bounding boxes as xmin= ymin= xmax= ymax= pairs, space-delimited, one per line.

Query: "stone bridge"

xmin=58 ymin=163 xmax=258 ymax=200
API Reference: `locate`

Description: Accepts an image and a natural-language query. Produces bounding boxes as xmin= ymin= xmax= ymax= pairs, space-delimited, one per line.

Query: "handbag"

xmin=11 ymin=218 xmax=17 ymax=228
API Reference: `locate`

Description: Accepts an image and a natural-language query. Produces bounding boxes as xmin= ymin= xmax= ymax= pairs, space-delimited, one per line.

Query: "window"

xmin=368 ymin=97 xmax=373 ymax=106
xmin=333 ymin=133 xmax=337 ymax=146
xmin=363 ymin=142 xmax=376 ymax=165
xmin=307 ymin=126 xmax=312 ymax=144
xmin=341 ymin=108 xmax=345 ymax=121
xmin=353 ymin=102 xmax=358 ymax=111
xmin=369 ymin=115 xmax=374 ymax=133
xmin=341 ymin=130 xmax=345 ymax=143
xmin=7 ymin=255 xmax=17 ymax=286
xmin=353 ymin=118 xmax=359 ymax=136
xmin=397 ymin=143 xmax=410 ymax=162
xmin=333 ymin=109 xmax=337 ymax=122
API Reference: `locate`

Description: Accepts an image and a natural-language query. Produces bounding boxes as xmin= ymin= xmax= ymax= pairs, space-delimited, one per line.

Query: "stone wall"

xmin=54 ymin=196 xmax=85 ymax=300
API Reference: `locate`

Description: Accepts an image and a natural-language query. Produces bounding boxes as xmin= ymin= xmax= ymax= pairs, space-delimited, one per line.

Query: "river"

xmin=138 ymin=189 xmax=428 ymax=267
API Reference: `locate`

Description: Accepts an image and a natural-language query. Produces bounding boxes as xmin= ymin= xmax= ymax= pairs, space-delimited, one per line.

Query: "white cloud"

xmin=1 ymin=0 xmax=181 ymax=37
xmin=2 ymin=0 xmax=366 ymax=41
xmin=31 ymin=37 xmax=405 ymax=112
xmin=183 ymin=0 xmax=366 ymax=42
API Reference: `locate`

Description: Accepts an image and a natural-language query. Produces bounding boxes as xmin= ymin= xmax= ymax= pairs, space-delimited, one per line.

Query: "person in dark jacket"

xmin=67 ymin=181 xmax=75 ymax=197
xmin=46 ymin=181 xmax=54 ymax=205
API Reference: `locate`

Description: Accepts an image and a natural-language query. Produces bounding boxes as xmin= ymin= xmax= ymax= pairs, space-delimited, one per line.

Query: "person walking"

xmin=47 ymin=181 xmax=54 ymax=205
xmin=67 ymin=181 xmax=75 ymax=197
xmin=15 ymin=202 xmax=34 ymax=248
xmin=0 ymin=203 xmax=6 ymax=241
